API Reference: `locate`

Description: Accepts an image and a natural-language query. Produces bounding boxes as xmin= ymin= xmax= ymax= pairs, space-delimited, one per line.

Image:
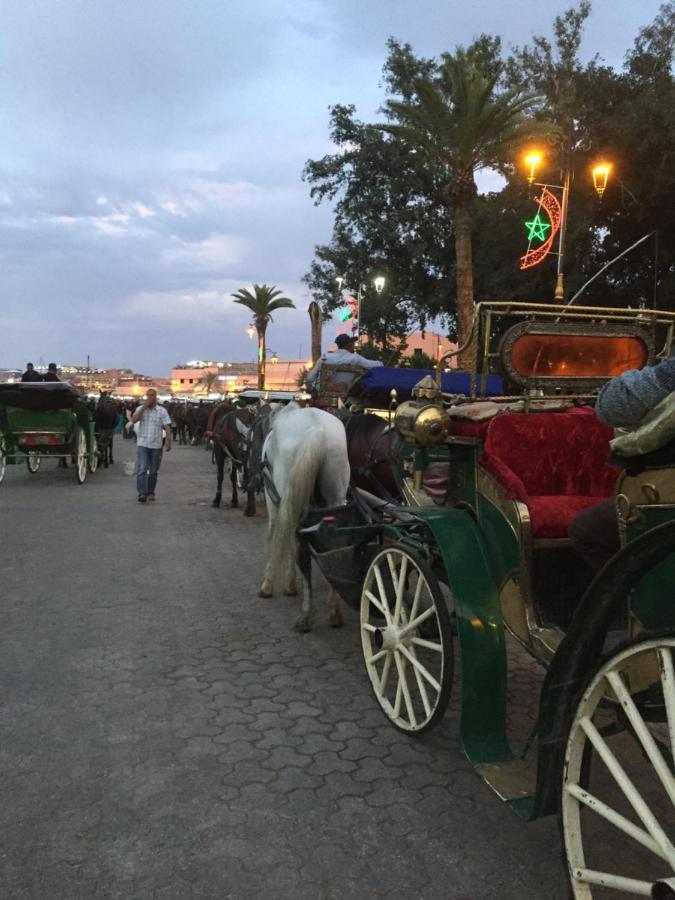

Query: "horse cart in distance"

xmin=307 ymin=301 xmax=675 ymax=898
xmin=0 ymin=382 xmax=98 ymax=483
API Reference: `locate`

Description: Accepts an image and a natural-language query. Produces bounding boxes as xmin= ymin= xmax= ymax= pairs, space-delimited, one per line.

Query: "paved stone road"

xmin=0 ymin=439 xmax=569 ymax=899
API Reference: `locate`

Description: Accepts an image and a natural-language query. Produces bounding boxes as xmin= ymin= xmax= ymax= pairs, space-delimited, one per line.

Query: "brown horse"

xmin=211 ymin=405 xmax=256 ymax=513
xmin=340 ymin=412 xmax=403 ymax=501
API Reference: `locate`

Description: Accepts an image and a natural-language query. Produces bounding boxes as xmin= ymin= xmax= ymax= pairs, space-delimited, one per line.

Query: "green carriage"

xmin=0 ymin=382 xmax=99 ymax=484
xmin=312 ymin=301 xmax=675 ymax=897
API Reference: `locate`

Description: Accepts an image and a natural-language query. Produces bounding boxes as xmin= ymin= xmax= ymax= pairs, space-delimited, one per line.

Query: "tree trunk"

xmin=257 ymin=325 xmax=266 ymax=390
xmin=453 ymin=197 xmax=476 ymax=371
xmin=308 ymin=302 xmax=322 ymax=364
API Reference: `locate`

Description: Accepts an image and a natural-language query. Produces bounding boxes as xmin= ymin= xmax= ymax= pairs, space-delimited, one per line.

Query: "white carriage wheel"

xmin=0 ymin=436 xmax=6 ymax=484
xmin=26 ymin=452 xmax=41 ymax=473
xmin=563 ymin=635 xmax=675 ymax=898
xmin=87 ymin=444 xmax=98 ymax=473
xmin=75 ymin=428 xmax=87 ymax=484
xmin=360 ymin=544 xmax=453 ymax=734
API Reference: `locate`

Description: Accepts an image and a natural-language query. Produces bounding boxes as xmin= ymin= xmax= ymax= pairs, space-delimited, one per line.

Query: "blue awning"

xmin=350 ymin=367 xmax=503 ymax=405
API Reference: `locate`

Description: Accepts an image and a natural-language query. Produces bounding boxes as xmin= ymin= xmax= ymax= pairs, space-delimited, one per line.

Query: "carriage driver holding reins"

xmin=305 ymin=333 xmax=383 ymax=393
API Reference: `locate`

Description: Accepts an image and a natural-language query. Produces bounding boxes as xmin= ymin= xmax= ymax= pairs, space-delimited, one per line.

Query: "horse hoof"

xmin=329 ymin=616 xmax=344 ymax=629
xmin=244 ymin=508 xmax=255 ymax=517
xmin=294 ymin=617 xmax=311 ymax=633
xmin=284 ymin=589 xmax=298 ymax=597
xmin=258 ymin=588 xmax=273 ymax=598
xmin=212 ymin=499 xmax=221 ymax=508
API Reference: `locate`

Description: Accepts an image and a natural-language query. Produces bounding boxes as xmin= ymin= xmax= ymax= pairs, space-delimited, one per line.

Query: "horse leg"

xmin=244 ymin=484 xmax=256 ymax=517
xmin=212 ymin=446 xmax=224 ymax=507
xmin=327 ymin=588 xmax=344 ymax=628
xmin=294 ymin=539 xmax=312 ymax=633
xmin=230 ymin=461 xmax=239 ymax=508
xmin=259 ymin=513 xmax=275 ymax=597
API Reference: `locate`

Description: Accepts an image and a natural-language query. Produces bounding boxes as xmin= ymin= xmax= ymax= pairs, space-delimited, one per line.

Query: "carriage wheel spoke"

xmin=394 ymin=651 xmax=416 ymax=729
xmin=392 ymin=670 xmax=403 ymax=719
xmin=399 ymin=644 xmax=441 ymax=693
xmin=364 ymin=589 xmax=389 ymax=622
xmin=408 ymin=576 xmax=424 ymax=625
xmin=372 ymin=566 xmax=393 ymax=624
xmin=379 ymin=651 xmax=393 ymax=695
xmin=571 ymin=867 xmax=654 ymax=895
xmin=658 ymin=647 xmax=675 ymax=769
xmin=580 ymin=716 xmax=675 ymax=866
xmin=411 ymin=637 xmax=443 ymax=653
xmin=564 ymin=783 xmax=665 ymax=860
xmin=406 ymin=648 xmax=432 ymax=718
xmin=606 ymin=670 xmax=675 ymax=805
xmin=361 ymin=622 xmax=378 ymax=634
xmin=399 ymin=605 xmax=435 ymax=639
xmin=367 ymin=648 xmax=388 ymax=666
xmin=392 ymin=554 xmax=408 ymax=626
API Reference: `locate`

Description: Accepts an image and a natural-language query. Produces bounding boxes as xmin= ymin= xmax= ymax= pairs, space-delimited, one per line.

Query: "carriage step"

xmin=474 ymin=759 xmax=536 ymax=802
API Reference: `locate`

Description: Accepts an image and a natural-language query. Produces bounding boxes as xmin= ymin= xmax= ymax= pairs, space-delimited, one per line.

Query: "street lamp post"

xmin=522 ymin=146 xmax=612 ymax=302
xmin=335 ymin=274 xmax=386 ymax=344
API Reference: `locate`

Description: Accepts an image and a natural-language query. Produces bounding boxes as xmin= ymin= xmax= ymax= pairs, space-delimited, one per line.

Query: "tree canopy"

xmin=303 ymin=2 xmax=675 ymax=340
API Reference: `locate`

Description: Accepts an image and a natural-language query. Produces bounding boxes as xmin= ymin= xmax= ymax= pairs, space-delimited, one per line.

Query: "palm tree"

xmin=232 ymin=284 xmax=295 ymax=389
xmin=196 ymin=370 xmax=220 ymax=396
xmin=385 ymin=50 xmax=555 ymax=367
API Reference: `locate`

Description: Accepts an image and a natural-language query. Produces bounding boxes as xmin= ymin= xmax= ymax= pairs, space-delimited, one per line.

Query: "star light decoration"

xmin=525 ymin=213 xmax=551 ymax=242
xmin=520 ymin=188 xmax=562 ymax=270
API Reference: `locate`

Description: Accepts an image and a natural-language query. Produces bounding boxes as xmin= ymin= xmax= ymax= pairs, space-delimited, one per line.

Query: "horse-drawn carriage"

xmin=296 ymin=301 xmax=675 ymax=897
xmin=0 ymin=382 xmax=98 ymax=483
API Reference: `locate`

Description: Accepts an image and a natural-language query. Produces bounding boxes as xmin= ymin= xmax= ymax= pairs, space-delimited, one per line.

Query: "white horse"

xmin=259 ymin=402 xmax=350 ymax=632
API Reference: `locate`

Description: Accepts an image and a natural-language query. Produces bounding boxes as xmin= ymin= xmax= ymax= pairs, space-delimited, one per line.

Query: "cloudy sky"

xmin=0 ymin=0 xmax=662 ymax=374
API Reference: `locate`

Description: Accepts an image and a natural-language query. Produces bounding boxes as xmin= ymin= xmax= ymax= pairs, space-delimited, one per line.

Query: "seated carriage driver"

xmin=569 ymin=350 xmax=675 ymax=572
xmin=305 ymin=333 xmax=383 ymax=393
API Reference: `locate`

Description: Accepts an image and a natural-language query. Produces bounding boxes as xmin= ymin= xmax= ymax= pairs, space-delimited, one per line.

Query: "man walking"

xmin=131 ymin=388 xmax=172 ymax=503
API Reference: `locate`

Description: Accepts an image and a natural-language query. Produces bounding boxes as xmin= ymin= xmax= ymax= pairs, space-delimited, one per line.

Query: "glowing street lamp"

xmin=592 ymin=162 xmax=612 ymax=199
xmin=373 ymin=275 xmax=386 ymax=294
xmin=246 ymin=325 xmax=255 ymax=339
xmin=523 ymin=150 xmax=543 ymax=186
xmin=335 ymin=274 xmax=386 ymax=341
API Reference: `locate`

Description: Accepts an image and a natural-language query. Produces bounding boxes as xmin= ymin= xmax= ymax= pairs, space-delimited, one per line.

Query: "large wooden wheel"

xmin=562 ymin=634 xmax=675 ymax=898
xmin=360 ymin=544 xmax=453 ymax=734
xmin=74 ymin=427 xmax=87 ymax=484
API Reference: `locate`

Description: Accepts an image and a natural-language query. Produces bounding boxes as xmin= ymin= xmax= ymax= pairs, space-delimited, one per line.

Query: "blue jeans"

xmin=136 ymin=446 xmax=163 ymax=497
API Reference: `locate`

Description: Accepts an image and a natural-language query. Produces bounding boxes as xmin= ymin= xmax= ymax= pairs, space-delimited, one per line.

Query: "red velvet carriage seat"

xmin=479 ymin=407 xmax=618 ymax=539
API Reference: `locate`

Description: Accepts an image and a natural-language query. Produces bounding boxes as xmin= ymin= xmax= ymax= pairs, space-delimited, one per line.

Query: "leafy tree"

xmin=231 ymin=284 xmax=295 ymax=389
xmin=384 ymin=50 xmax=554 ymax=364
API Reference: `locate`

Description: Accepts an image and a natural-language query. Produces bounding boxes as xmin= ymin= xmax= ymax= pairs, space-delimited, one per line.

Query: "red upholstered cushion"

xmin=481 ymin=407 xmax=617 ymax=499
xmin=478 ymin=407 xmax=619 ymax=538
xmin=528 ymin=495 xmax=608 ymax=539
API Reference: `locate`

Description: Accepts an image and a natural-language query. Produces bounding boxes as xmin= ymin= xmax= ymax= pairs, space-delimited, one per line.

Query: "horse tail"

xmin=268 ymin=425 xmax=324 ymax=590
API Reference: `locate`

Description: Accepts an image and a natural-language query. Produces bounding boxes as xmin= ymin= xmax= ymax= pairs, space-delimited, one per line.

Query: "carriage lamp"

xmin=373 ymin=276 xmax=386 ymax=294
xmin=523 ymin=150 xmax=543 ymax=185
xmin=246 ymin=325 xmax=255 ymax=339
xmin=592 ymin=162 xmax=612 ymax=199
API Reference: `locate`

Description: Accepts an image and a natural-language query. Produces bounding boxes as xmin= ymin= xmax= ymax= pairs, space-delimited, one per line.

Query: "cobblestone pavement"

xmin=0 ymin=439 xmax=569 ymax=899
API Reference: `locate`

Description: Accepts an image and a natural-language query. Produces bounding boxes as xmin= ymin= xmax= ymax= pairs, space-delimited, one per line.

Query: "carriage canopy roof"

xmin=350 ymin=367 xmax=504 ymax=405
xmin=0 ymin=382 xmax=85 ymax=411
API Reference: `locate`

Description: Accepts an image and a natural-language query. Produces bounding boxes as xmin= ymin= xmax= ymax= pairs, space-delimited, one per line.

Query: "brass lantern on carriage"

xmin=394 ymin=376 xmax=451 ymax=447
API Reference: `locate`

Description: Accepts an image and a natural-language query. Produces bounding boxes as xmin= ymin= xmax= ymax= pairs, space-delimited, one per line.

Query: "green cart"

xmin=0 ymin=382 xmax=99 ymax=484
xmin=313 ymin=302 xmax=675 ymax=897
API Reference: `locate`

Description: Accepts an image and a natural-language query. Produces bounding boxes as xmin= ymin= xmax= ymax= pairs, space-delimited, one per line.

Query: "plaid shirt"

xmin=136 ymin=405 xmax=171 ymax=449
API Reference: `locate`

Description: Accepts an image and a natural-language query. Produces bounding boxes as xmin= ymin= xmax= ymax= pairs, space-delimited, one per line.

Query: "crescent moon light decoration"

xmin=519 ymin=187 xmax=562 ymax=270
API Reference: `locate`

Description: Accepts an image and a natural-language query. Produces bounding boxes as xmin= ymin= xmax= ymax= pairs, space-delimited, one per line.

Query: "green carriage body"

xmin=311 ymin=301 xmax=675 ymax=897
xmin=0 ymin=382 xmax=98 ymax=482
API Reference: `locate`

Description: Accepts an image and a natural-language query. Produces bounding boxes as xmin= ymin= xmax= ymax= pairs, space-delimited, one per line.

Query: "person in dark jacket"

xmin=42 ymin=363 xmax=60 ymax=382
xmin=569 ymin=351 xmax=675 ymax=572
xmin=21 ymin=362 xmax=42 ymax=382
